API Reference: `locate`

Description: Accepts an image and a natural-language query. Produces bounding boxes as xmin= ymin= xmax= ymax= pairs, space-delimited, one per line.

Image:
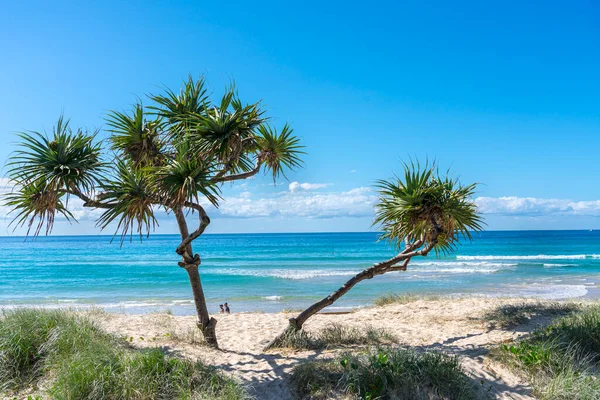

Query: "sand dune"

xmin=89 ymin=297 xmax=559 ymax=399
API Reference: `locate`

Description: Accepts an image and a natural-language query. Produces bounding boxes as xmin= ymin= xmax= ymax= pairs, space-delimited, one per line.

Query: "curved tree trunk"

xmin=174 ymin=207 xmax=218 ymax=348
xmin=265 ymin=240 xmax=435 ymax=350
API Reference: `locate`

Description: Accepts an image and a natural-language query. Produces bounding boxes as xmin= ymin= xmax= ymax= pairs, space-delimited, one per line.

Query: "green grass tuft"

xmin=492 ymin=305 xmax=600 ymax=399
xmin=0 ymin=308 xmax=247 ymax=399
xmin=291 ymin=347 xmax=480 ymax=400
xmin=273 ymin=323 xmax=396 ymax=350
xmin=373 ymin=293 xmax=441 ymax=307
xmin=483 ymin=301 xmax=580 ymax=329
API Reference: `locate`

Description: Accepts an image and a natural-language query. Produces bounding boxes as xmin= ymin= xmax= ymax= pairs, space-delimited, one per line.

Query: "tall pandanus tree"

xmin=267 ymin=162 xmax=483 ymax=349
xmin=3 ymin=76 xmax=304 ymax=348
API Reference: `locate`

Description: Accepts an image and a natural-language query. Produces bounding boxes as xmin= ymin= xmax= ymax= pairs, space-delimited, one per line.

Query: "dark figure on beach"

xmin=224 ymin=303 xmax=231 ymax=314
xmin=219 ymin=304 xmax=224 ymax=313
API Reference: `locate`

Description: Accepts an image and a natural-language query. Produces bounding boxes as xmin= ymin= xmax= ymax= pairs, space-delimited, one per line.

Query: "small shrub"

xmin=291 ymin=347 xmax=480 ymax=400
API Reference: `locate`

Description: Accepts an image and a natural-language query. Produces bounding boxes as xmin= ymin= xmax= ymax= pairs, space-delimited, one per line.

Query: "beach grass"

xmin=492 ymin=305 xmax=600 ymax=399
xmin=483 ymin=301 xmax=581 ymax=329
xmin=373 ymin=293 xmax=442 ymax=307
xmin=272 ymin=323 xmax=396 ymax=350
xmin=0 ymin=308 xmax=247 ymax=399
xmin=291 ymin=346 xmax=480 ymax=400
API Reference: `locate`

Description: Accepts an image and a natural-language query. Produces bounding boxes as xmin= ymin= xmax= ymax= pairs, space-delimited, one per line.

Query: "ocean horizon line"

xmin=0 ymin=228 xmax=598 ymax=239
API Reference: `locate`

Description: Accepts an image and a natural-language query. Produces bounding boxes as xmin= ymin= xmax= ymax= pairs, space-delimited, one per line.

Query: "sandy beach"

xmin=85 ymin=297 xmax=564 ymax=399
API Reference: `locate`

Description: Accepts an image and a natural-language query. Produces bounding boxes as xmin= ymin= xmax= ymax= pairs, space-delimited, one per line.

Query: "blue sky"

xmin=1 ymin=1 xmax=599 ymax=235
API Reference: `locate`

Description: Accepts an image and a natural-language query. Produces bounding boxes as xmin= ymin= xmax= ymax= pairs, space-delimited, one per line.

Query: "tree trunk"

xmin=185 ymin=265 xmax=218 ymax=348
xmin=265 ymin=240 xmax=435 ymax=350
xmin=174 ymin=207 xmax=218 ymax=348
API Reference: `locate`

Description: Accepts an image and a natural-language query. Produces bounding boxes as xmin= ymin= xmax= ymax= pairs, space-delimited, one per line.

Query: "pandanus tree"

xmin=3 ymin=77 xmax=303 ymax=348
xmin=267 ymin=162 xmax=483 ymax=348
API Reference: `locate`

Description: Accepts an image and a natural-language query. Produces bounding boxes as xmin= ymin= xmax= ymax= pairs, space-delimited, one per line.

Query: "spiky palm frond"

xmin=189 ymin=87 xmax=266 ymax=166
xmin=255 ymin=123 xmax=304 ymax=181
xmin=4 ymin=178 xmax=74 ymax=236
xmin=148 ymin=76 xmax=210 ymax=135
xmin=152 ymin=141 xmax=221 ymax=207
xmin=96 ymin=161 xmax=158 ymax=243
xmin=105 ymin=104 xmax=165 ymax=167
xmin=6 ymin=116 xmax=105 ymax=195
xmin=374 ymin=162 xmax=484 ymax=254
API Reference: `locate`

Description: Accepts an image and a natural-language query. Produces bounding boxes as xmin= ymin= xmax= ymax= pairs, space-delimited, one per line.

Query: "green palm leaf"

xmin=152 ymin=141 xmax=221 ymax=207
xmin=255 ymin=123 xmax=305 ymax=181
xmin=4 ymin=178 xmax=74 ymax=236
xmin=374 ymin=161 xmax=484 ymax=254
xmin=105 ymin=103 xmax=165 ymax=167
xmin=96 ymin=160 xmax=158 ymax=243
xmin=6 ymin=116 xmax=105 ymax=194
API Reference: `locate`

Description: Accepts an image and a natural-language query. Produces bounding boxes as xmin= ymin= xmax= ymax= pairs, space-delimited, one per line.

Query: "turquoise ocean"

xmin=1 ymin=231 xmax=599 ymax=314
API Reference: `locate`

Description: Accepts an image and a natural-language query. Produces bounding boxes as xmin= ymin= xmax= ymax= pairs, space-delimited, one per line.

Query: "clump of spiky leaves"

xmin=4 ymin=116 xmax=105 ymax=235
xmin=106 ymin=103 xmax=165 ymax=167
xmin=152 ymin=140 xmax=221 ymax=207
xmin=96 ymin=160 xmax=158 ymax=243
xmin=374 ymin=161 xmax=484 ymax=254
xmin=291 ymin=347 xmax=480 ymax=400
xmin=3 ymin=178 xmax=74 ymax=236
xmin=148 ymin=75 xmax=210 ymax=133
xmin=256 ymin=123 xmax=304 ymax=181
xmin=0 ymin=309 xmax=248 ymax=399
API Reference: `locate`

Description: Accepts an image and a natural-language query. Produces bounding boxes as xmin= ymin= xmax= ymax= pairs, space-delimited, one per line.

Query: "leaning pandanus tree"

xmin=267 ymin=162 xmax=483 ymax=349
xmin=3 ymin=77 xmax=303 ymax=348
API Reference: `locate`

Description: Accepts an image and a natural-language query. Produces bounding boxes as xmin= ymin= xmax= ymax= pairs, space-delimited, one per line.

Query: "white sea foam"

xmin=264 ymin=296 xmax=283 ymax=301
xmin=457 ymin=254 xmax=595 ymax=260
xmin=205 ymin=268 xmax=360 ymax=280
xmin=510 ymin=284 xmax=588 ymax=300
xmin=204 ymin=261 xmax=516 ymax=279
xmin=413 ymin=261 xmax=517 ymax=267
xmin=543 ymin=263 xmax=576 ymax=268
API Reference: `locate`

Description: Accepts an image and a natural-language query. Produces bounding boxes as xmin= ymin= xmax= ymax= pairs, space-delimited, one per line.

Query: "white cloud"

xmin=3 ymin=172 xmax=600 ymax=233
xmin=288 ymin=181 xmax=331 ymax=193
xmin=212 ymin=187 xmax=376 ymax=219
xmin=350 ymin=170 xmax=357 ymax=173
xmin=476 ymin=196 xmax=600 ymax=217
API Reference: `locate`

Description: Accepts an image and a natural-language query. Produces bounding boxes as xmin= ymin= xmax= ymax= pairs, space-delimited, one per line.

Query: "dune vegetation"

xmin=291 ymin=347 xmax=481 ymax=400
xmin=0 ymin=309 xmax=248 ymax=399
xmin=492 ymin=304 xmax=600 ymax=400
xmin=271 ymin=322 xmax=396 ymax=351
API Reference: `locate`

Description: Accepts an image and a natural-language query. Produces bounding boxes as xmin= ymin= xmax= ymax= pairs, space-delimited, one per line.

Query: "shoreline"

xmin=2 ymin=288 xmax=599 ymax=316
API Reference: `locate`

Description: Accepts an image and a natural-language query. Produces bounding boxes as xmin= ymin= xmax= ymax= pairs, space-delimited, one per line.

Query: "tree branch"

xmin=211 ymin=157 xmax=262 ymax=183
xmin=66 ymin=188 xmax=114 ymax=209
xmin=175 ymin=201 xmax=211 ymax=257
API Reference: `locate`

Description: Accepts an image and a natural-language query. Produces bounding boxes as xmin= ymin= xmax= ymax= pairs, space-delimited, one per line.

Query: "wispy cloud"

xmin=213 ymin=187 xmax=376 ymax=219
xmin=2 ymin=174 xmax=600 ymax=231
xmin=288 ymin=181 xmax=331 ymax=193
xmin=475 ymin=196 xmax=600 ymax=217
